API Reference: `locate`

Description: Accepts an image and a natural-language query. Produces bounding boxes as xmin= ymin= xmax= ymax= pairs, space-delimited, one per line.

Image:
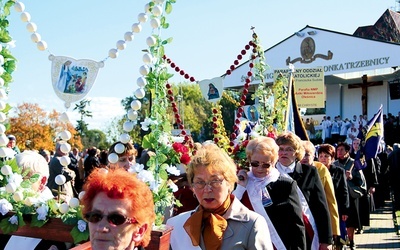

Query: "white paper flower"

xmin=5 ymin=183 xmax=17 ymax=193
xmin=166 ymin=165 xmax=180 ymax=176
xmin=128 ymin=163 xmax=144 ymax=174
xmin=8 ymin=173 xmax=23 ymax=187
xmin=8 ymin=215 xmax=18 ymax=225
xmin=24 ymin=197 xmax=37 ymax=207
xmin=168 ymin=180 xmax=179 ymax=192
xmin=36 ymin=204 xmax=49 ymax=221
xmin=77 ymin=220 xmax=87 ymax=232
xmin=159 ymin=132 xmax=170 ymax=146
xmin=140 ymin=118 xmax=151 ymax=131
xmin=0 ymin=198 xmax=13 ymax=215
xmin=149 ymin=180 xmax=161 ymax=192
xmin=136 ymin=169 xmax=155 ymax=184
xmin=13 ymin=191 xmax=24 ymax=202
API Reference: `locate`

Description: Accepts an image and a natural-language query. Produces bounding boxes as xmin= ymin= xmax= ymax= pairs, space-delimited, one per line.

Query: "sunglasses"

xmin=84 ymin=211 xmax=136 ymax=226
xmin=250 ymin=162 xmax=273 ymax=168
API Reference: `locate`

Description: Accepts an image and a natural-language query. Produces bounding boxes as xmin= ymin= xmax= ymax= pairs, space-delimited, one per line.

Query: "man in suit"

xmin=275 ymin=132 xmax=333 ymax=250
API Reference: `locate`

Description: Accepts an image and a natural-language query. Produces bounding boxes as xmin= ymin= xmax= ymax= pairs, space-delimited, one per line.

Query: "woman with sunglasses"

xmin=107 ymin=141 xmax=138 ymax=171
xmin=275 ymin=132 xmax=332 ymax=250
xmin=81 ymin=167 xmax=155 ymax=250
xmin=233 ymin=136 xmax=306 ymax=249
xmin=167 ymin=142 xmax=273 ymax=250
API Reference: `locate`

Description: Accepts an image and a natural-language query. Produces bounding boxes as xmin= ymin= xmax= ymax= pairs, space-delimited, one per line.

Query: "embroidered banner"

xmin=49 ymin=55 xmax=104 ymax=108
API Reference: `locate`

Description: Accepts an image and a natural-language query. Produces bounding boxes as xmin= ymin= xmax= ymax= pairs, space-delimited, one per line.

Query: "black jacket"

xmin=329 ymin=164 xmax=350 ymax=215
xmin=289 ymin=162 xmax=333 ymax=245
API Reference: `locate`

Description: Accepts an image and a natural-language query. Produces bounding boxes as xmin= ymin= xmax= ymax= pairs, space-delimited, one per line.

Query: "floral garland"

xmin=229 ymin=30 xmax=291 ymax=170
xmin=104 ymin=0 xmax=188 ymax=227
xmin=0 ymin=158 xmax=89 ymax=243
xmin=0 ymin=0 xmax=183 ymax=243
xmin=0 ymin=0 xmax=88 ymax=244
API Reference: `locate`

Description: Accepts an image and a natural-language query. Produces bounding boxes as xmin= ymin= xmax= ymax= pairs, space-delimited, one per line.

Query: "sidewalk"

xmin=354 ymin=200 xmax=400 ymax=249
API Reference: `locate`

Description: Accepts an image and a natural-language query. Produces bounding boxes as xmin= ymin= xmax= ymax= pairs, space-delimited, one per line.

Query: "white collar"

xmin=276 ymin=161 xmax=296 ymax=174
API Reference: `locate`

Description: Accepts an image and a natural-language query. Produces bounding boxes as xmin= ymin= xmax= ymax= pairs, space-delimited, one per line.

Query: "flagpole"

xmin=284 ymin=64 xmax=295 ymax=131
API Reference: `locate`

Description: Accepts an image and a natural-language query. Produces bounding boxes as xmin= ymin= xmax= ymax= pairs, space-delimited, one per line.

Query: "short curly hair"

xmin=275 ymin=132 xmax=305 ymax=161
xmin=81 ymin=168 xmax=155 ymax=247
xmin=187 ymin=143 xmax=238 ymax=190
xmin=246 ymin=136 xmax=279 ymax=164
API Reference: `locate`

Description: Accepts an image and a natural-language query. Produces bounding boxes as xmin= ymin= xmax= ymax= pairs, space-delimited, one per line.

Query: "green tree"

xmin=73 ymin=99 xmax=92 ymax=136
xmin=82 ymin=129 xmax=109 ymax=150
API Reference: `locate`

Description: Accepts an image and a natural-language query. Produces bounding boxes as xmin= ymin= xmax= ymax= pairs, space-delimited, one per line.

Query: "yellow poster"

xmin=273 ymin=67 xmax=325 ymax=108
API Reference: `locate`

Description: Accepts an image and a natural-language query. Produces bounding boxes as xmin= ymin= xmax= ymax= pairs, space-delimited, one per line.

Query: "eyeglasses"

xmin=278 ymin=147 xmax=295 ymax=153
xmin=192 ymin=179 xmax=224 ymax=189
xmin=250 ymin=162 xmax=273 ymax=168
xmin=84 ymin=211 xmax=136 ymax=226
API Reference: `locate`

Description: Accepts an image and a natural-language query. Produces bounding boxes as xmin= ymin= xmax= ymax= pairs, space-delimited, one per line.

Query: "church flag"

xmin=361 ymin=105 xmax=384 ymax=160
xmin=287 ymin=78 xmax=309 ymax=140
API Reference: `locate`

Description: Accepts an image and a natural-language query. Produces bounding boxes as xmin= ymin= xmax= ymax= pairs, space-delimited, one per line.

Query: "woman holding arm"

xmin=234 ymin=136 xmax=306 ymax=249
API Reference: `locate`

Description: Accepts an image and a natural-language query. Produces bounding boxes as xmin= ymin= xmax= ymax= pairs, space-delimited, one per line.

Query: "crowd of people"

xmin=305 ymin=112 xmax=400 ymax=147
xmin=1 ymin=118 xmax=399 ymax=250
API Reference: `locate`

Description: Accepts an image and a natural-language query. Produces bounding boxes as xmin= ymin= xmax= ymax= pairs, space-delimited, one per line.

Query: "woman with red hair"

xmin=81 ymin=168 xmax=155 ymax=250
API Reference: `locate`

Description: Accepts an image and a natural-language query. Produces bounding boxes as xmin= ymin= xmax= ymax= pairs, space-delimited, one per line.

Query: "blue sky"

xmin=5 ymin=0 xmax=397 ymax=130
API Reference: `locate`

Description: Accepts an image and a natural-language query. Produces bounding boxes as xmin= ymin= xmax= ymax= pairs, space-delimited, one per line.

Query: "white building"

xmin=223 ymin=9 xmax=400 ymax=121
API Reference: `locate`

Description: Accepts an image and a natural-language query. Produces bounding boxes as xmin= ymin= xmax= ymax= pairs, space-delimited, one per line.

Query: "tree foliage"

xmin=73 ymin=99 xmax=92 ymax=136
xmin=8 ymin=103 xmax=83 ymax=151
xmin=82 ymin=129 xmax=109 ymax=150
xmin=106 ymin=82 xmax=240 ymax=145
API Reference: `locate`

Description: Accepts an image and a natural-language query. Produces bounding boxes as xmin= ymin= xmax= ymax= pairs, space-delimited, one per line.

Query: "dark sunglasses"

xmin=250 ymin=162 xmax=272 ymax=169
xmin=84 ymin=211 xmax=136 ymax=226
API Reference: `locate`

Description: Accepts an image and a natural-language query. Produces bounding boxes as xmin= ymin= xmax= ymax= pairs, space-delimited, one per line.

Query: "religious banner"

xmin=49 ymin=55 xmax=104 ymax=108
xmin=274 ymin=67 xmax=325 ymax=108
xmin=199 ymin=77 xmax=223 ymax=103
xmin=243 ymin=104 xmax=260 ymax=122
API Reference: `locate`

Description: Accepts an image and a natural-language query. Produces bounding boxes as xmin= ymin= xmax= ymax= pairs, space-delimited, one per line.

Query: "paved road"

xmin=353 ymin=200 xmax=400 ymax=249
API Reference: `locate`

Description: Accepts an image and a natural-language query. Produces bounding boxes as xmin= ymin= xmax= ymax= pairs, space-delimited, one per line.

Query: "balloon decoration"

xmin=14 ymin=0 xmax=149 ymax=107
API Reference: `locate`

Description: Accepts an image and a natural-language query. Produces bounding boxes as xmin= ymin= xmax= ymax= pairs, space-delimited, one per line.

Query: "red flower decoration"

xmin=180 ymin=153 xmax=191 ymax=165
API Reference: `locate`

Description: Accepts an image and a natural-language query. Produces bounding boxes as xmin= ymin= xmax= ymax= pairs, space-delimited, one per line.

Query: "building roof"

xmin=353 ymin=9 xmax=400 ymax=44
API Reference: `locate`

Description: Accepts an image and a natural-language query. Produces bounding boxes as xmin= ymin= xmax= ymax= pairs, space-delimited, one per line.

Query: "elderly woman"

xmin=275 ymin=132 xmax=332 ymax=250
xmin=318 ymin=144 xmax=349 ymax=249
xmin=108 ymin=141 xmax=138 ymax=170
xmin=234 ymin=136 xmax=306 ymax=249
xmin=81 ymin=168 xmax=155 ymax=250
xmin=301 ymin=140 xmax=340 ymax=246
xmin=167 ymin=143 xmax=273 ymax=250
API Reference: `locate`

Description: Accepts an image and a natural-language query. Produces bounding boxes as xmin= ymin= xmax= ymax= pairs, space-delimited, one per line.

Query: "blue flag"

xmin=361 ymin=106 xmax=384 ymax=160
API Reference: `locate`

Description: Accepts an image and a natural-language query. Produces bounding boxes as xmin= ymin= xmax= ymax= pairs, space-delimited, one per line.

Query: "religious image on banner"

xmin=49 ymin=55 xmax=104 ymax=108
xmin=246 ymin=105 xmax=259 ymax=122
xmin=199 ymin=77 xmax=224 ymax=103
